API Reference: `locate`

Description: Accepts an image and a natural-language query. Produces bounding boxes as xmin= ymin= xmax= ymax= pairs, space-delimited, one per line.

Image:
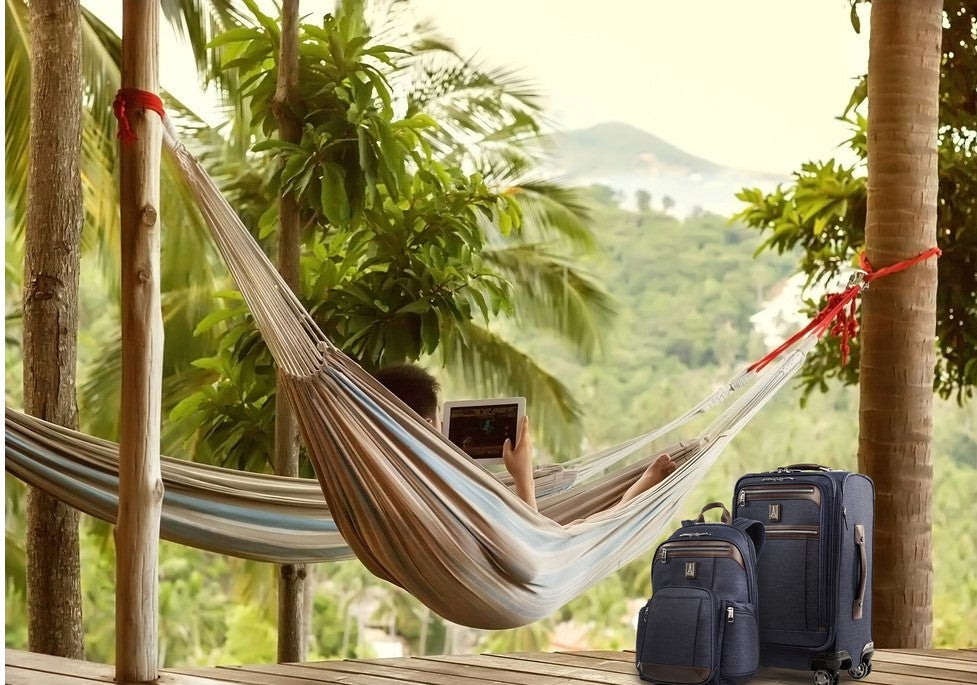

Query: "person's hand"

xmin=503 ymin=416 xmax=537 ymax=510
xmin=503 ymin=416 xmax=534 ymax=477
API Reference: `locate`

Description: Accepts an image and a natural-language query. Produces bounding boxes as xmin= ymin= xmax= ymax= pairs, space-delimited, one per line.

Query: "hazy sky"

xmin=406 ymin=0 xmax=871 ymax=174
xmin=110 ymin=0 xmax=870 ymax=175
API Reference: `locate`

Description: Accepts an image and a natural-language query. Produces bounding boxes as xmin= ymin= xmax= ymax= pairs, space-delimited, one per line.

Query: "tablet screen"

xmin=445 ymin=403 xmax=520 ymax=460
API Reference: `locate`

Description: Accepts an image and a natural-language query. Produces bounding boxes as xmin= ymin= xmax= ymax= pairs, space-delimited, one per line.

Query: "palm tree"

xmin=4 ymin=0 xmax=247 ymax=656
xmin=18 ymin=0 xmax=85 ymax=657
xmin=859 ymin=0 xmax=942 ymax=647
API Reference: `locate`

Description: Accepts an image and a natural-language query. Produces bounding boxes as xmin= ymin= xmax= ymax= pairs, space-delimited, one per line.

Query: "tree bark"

xmin=115 ymin=1 xmax=164 ymax=680
xmin=271 ymin=0 xmax=308 ymax=663
xmin=23 ymin=0 xmax=85 ymax=659
xmin=860 ymin=0 xmax=942 ymax=649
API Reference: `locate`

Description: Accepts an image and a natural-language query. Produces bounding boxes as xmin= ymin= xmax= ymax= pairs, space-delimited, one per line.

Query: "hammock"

xmin=4 ymin=102 xmax=819 ymax=629
xmin=4 ymin=338 xmax=787 ymax=564
xmin=6 ymin=407 xmax=703 ymax=562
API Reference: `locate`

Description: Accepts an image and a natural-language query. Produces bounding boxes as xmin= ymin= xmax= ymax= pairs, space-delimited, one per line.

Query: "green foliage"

xmin=173 ymin=2 xmax=609 ymax=464
xmin=735 ymin=1 xmax=977 ymax=404
xmin=6 ymin=189 xmax=976 ymax=662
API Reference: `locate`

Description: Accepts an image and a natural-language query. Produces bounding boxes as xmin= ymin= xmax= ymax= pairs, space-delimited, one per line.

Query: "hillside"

xmin=546 ymin=122 xmax=786 ymax=217
xmin=548 ymin=122 xmax=724 ymax=176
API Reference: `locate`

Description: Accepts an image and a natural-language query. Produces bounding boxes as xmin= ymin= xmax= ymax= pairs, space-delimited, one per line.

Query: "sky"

xmin=100 ymin=0 xmax=871 ymax=176
xmin=405 ymin=0 xmax=871 ymax=174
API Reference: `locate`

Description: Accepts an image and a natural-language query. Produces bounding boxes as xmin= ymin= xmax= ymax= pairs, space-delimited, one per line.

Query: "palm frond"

xmin=483 ymin=244 xmax=615 ymax=361
xmin=5 ymin=0 xmax=30 ymax=242
xmin=506 ymin=179 xmax=598 ymax=250
xmin=439 ymin=321 xmax=582 ymax=458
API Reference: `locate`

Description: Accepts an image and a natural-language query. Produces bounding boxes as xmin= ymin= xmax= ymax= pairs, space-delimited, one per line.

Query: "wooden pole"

xmin=115 ymin=0 xmax=163 ymax=680
xmin=271 ymin=0 xmax=308 ymax=662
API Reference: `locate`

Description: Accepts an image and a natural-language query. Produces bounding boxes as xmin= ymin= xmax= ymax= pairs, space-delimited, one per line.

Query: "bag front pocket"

xmin=720 ymin=601 xmax=759 ymax=682
xmin=636 ymin=602 xmax=650 ymax=667
xmin=637 ymin=587 xmax=717 ymax=684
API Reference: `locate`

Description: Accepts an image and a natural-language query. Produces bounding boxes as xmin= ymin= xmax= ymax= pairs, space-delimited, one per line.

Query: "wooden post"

xmin=271 ymin=0 xmax=308 ymax=662
xmin=115 ymin=0 xmax=163 ymax=681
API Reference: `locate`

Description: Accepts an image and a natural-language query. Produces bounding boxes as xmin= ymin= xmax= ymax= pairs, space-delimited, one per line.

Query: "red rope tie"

xmin=112 ymin=88 xmax=165 ymax=144
xmin=748 ymin=246 xmax=942 ymax=373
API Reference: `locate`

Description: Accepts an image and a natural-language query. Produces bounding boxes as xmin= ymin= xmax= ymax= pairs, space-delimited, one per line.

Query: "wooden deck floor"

xmin=6 ymin=647 xmax=976 ymax=684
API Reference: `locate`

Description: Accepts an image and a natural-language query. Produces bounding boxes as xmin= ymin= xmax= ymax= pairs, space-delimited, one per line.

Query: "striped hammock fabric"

xmin=3 ymin=112 xmax=816 ymax=630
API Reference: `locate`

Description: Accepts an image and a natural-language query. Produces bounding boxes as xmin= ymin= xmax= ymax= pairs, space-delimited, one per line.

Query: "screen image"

xmin=446 ymin=404 xmax=519 ymax=459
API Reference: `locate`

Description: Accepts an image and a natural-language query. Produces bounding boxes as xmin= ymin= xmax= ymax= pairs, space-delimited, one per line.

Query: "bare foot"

xmin=617 ymin=454 xmax=677 ymax=507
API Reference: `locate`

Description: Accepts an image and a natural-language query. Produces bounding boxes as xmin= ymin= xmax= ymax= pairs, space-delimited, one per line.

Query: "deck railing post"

xmin=115 ymin=0 xmax=163 ymax=680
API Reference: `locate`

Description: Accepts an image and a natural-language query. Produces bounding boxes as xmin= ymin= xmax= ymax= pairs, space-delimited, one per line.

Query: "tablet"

xmin=442 ymin=398 xmax=526 ymax=464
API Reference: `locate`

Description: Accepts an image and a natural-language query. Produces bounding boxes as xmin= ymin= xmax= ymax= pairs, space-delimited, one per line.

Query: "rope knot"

xmin=112 ymin=88 xmax=166 ymax=144
xmin=747 ymin=247 xmax=941 ymax=374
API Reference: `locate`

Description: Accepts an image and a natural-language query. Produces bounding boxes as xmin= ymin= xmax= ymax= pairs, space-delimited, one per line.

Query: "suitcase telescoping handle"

xmin=695 ymin=502 xmax=732 ymax=524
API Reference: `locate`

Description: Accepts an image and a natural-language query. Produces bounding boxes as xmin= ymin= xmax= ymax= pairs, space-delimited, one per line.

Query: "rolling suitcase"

xmin=732 ymin=464 xmax=875 ymax=685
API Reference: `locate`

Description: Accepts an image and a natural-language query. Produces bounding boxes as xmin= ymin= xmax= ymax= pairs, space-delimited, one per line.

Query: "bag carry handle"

xmin=780 ymin=463 xmax=831 ymax=471
xmin=695 ymin=502 xmax=731 ymax=524
xmin=853 ymin=524 xmax=867 ymax=620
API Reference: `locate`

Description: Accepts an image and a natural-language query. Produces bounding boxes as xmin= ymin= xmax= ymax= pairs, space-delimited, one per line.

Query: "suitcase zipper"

xmin=764 ymin=524 xmax=820 ymax=539
xmin=738 ymin=485 xmax=821 ymax=507
xmin=658 ymin=542 xmax=745 ymax=569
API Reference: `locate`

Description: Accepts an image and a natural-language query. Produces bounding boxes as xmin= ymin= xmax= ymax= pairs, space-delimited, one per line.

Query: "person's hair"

xmin=375 ymin=364 xmax=440 ymax=422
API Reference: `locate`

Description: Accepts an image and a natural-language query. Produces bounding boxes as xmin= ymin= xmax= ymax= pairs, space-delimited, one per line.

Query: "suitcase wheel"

xmin=848 ymin=660 xmax=872 ymax=680
xmin=813 ymin=669 xmax=839 ymax=685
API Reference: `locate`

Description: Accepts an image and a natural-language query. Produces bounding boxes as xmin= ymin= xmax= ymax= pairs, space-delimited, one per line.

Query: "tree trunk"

xmin=23 ymin=0 xmax=85 ymax=659
xmin=859 ymin=0 xmax=942 ymax=649
xmin=115 ymin=1 xmax=164 ymax=680
xmin=271 ymin=0 xmax=308 ymax=663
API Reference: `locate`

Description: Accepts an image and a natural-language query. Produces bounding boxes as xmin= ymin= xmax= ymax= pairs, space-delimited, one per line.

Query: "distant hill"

xmin=548 ymin=122 xmax=724 ymax=177
xmin=546 ymin=122 xmax=786 ymax=217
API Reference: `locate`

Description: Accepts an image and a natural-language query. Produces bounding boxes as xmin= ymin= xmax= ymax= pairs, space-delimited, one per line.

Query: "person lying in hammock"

xmin=375 ymin=364 xmax=677 ymax=512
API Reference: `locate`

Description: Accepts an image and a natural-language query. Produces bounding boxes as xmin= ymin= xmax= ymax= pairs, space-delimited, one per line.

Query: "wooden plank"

xmin=225 ymin=662 xmax=430 ymax=685
xmin=888 ymin=649 xmax=977 ymax=663
xmin=6 ymin=667 xmax=106 ymax=685
xmin=548 ymin=649 xmax=973 ymax=684
xmin=871 ymin=659 xmax=977 ymax=683
xmin=420 ymin=654 xmax=636 ymax=684
xmin=873 ymin=650 xmax=977 ymax=672
xmin=559 ymin=651 xmax=633 ymax=661
xmin=171 ymin=666 xmax=335 ymax=685
xmin=493 ymin=651 xmax=637 ymax=674
xmin=757 ymin=666 xmax=949 ymax=685
xmin=5 ymin=649 xmax=231 ymax=685
xmin=291 ymin=659 xmax=517 ymax=685
xmin=308 ymin=656 xmax=576 ymax=685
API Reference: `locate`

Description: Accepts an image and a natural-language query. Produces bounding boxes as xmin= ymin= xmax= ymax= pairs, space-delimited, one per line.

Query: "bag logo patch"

xmin=685 ymin=562 xmax=697 ymax=580
xmin=769 ymin=503 xmax=781 ymax=521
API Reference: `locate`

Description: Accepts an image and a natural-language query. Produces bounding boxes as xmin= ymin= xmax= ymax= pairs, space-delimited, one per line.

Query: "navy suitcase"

xmin=733 ymin=464 xmax=875 ymax=685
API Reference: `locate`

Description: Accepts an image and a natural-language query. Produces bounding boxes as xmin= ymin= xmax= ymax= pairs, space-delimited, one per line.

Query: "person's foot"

xmin=617 ymin=454 xmax=677 ymax=507
xmin=637 ymin=453 xmax=677 ymax=489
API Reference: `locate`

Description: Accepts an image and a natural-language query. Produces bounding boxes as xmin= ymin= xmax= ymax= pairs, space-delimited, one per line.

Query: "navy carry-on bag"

xmin=636 ymin=502 xmax=764 ymax=685
xmin=733 ymin=464 xmax=875 ymax=685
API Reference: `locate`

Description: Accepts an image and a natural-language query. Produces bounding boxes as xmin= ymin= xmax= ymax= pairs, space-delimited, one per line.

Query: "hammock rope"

xmin=9 ymin=89 xmax=936 ymax=629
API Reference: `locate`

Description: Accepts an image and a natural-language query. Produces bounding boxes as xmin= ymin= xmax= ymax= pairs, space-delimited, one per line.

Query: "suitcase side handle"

xmin=695 ymin=501 xmax=732 ymax=524
xmin=854 ymin=524 xmax=867 ymax=620
xmin=779 ymin=463 xmax=831 ymax=471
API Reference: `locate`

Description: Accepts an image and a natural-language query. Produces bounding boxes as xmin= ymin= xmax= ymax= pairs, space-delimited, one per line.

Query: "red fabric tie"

xmin=748 ymin=246 xmax=942 ymax=373
xmin=113 ymin=88 xmax=165 ymax=144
